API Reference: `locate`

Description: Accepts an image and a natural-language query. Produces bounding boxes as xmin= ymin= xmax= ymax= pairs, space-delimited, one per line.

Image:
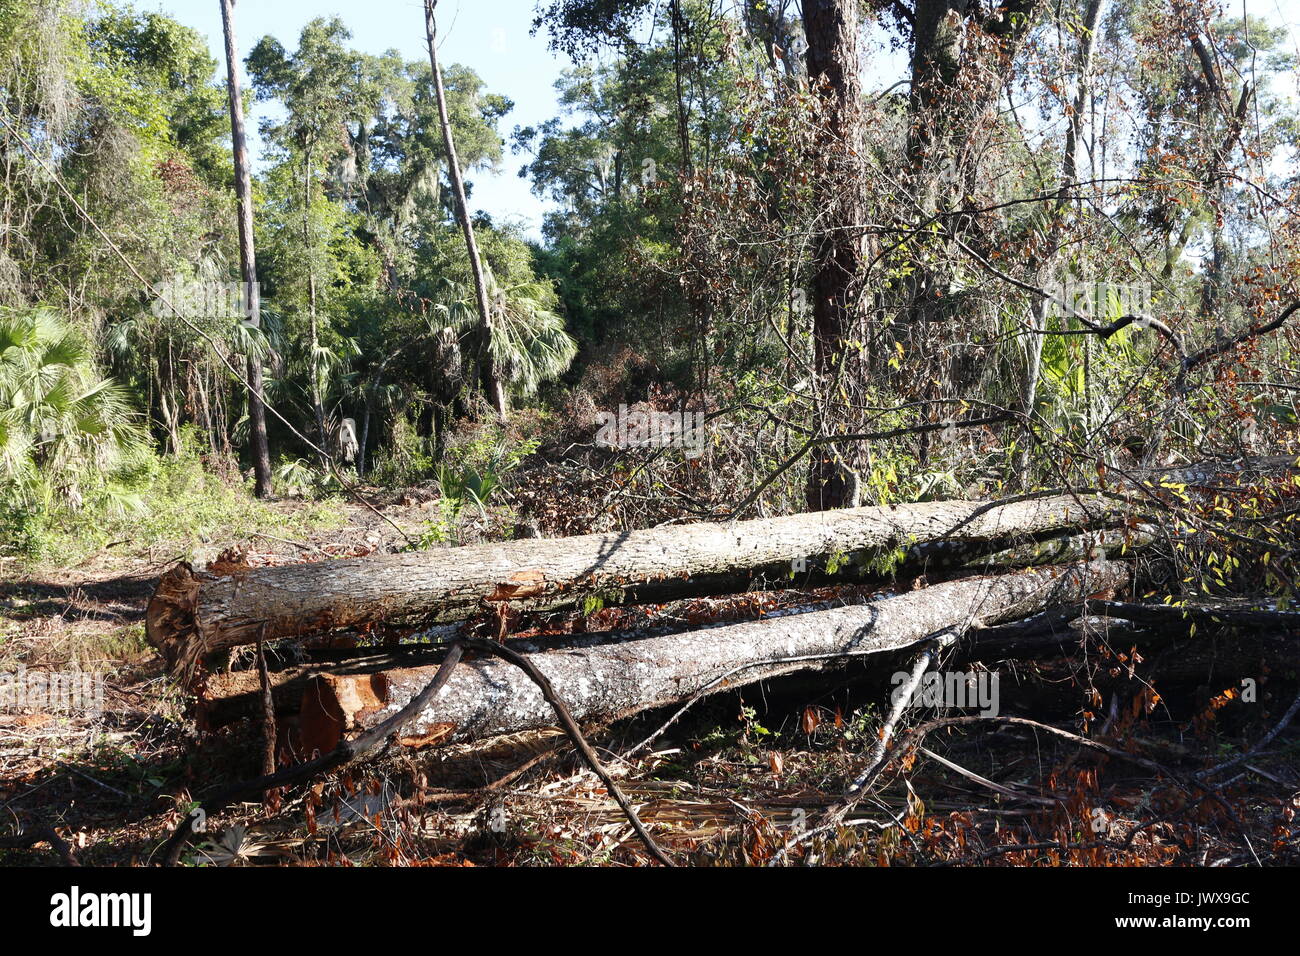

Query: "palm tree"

xmin=436 ymin=273 xmax=578 ymax=400
xmin=0 ymin=307 xmax=143 ymax=488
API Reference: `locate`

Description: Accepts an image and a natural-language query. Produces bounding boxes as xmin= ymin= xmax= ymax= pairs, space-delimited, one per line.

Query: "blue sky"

xmin=148 ymin=0 xmax=1300 ymax=242
xmin=150 ymin=0 xmax=565 ymax=235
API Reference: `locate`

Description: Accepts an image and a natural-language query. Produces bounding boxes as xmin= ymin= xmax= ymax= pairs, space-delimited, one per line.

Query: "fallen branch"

xmin=0 ymin=819 xmax=79 ymax=866
xmin=847 ymin=630 xmax=957 ymax=793
xmin=1196 ymin=687 xmax=1300 ymax=781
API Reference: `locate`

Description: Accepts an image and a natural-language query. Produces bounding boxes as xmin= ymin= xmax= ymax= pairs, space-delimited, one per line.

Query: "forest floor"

xmin=2 ymin=487 xmax=1298 ymax=867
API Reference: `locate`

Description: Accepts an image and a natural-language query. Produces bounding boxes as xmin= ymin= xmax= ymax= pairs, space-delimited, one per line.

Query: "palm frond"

xmin=0 ymin=306 xmax=145 ymax=482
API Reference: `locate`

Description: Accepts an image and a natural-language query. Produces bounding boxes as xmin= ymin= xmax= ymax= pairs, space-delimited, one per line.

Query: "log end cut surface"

xmin=145 ymin=562 xmax=202 ymax=668
xmin=298 ymin=672 xmax=394 ymax=755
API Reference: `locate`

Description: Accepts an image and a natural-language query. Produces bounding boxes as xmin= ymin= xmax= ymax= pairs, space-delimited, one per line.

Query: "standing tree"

xmin=247 ymin=18 xmax=363 ymax=456
xmin=219 ymin=0 xmax=273 ymax=497
xmin=802 ymin=0 xmax=866 ymax=511
xmin=423 ymin=0 xmax=507 ymax=422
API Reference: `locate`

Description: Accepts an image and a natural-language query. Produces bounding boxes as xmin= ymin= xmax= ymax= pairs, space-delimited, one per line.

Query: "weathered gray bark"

xmin=219 ymin=0 xmax=272 ymax=497
xmin=148 ymin=493 xmax=1133 ymax=668
xmin=297 ymin=560 xmax=1129 ymax=752
xmin=961 ymin=524 xmax=1155 ymax=569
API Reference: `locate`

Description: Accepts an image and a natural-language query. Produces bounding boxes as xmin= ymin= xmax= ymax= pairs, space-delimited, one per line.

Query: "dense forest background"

xmin=2 ymin=0 xmax=1298 ymax=567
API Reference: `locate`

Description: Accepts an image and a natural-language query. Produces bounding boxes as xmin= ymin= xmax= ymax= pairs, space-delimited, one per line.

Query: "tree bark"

xmin=802 ymin=0 xmax=867 ymax=511
xmin=303 ymin=144 xmax=329 ymax=460
xmin=297 ymin=560 xmax=1129 ymax=752
xmin=423 ymin=0 xmax=507 ymax=422
xmin=147 ymin=492 xmax=1134 ymax=668
xmin=901 ymin=1 xmax=1041 ymax=469
xmin=219 ymin=0 xmax=273 ymax=497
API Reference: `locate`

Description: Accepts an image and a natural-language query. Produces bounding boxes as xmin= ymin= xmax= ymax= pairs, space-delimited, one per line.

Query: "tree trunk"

xmin=670 ymin=0 xmax=693 ymax=175
xmin=802 ymin=0 xmax=866 ymax=511
xmin=219 ymin=0 xmax=272 ymax=498
xmin=197 ymin=645 xmax=437 ymax=730
xmin=296 ymin=560 xmax=1128 ymax=752
xmin=423 ymin=0 xmax=507 ymax=422
xmin=147 ymin=492 xmax=1135 ymax=668
xmin=901 ymin=1 xmax=1041 ymax=467
xmin=302 ymin=145 xmax=330 ymax=459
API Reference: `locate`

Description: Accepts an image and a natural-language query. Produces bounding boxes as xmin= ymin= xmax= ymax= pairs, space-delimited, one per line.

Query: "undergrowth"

xmin=2 ymin=427 xmax=345 ymax=569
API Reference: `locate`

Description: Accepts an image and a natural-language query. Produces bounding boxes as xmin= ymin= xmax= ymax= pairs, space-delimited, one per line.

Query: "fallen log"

xmin=297 ymin=559 xmax=1129 ymax=753
xmin=196 ymin=583 xmax=882 ymax=729
xmin=960 ymin=526 xmax=1156 ymax=570
xmin=1092 ymin=599 xmax=1300 ymax=632
xmin=149 ymin=493 xmax=1136 ymax=670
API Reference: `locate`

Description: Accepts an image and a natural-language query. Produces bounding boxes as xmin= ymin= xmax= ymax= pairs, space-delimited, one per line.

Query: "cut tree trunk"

xmin=297 ymin=560 xmax=1129 ymax=753
xmin=196 ymin=647 xmax=433 ymax=731
xmin=148 ymin=493 xmax=1135 ymax=670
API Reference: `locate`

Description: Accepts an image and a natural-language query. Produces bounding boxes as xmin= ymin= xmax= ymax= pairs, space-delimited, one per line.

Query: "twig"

xmin=249 ymin=531 xmax=327 ymax=554
xmin=455 ymin=639 xmax=675 ymax=866
xmin=58 ymin=763 xmax=132 ymax=800
xmin=0 ymin=819 xmax=79 ymax=866
xmin=918 ymin=746 xmax=1058 ymax=807
xmin=157 ymin=642 xmax=467 ymax=865
xmin=848 ymin=630 xmax=958 ymax=793
xmin=398 ymin=747 xmax=567 ymax=809
xmin=1196 ymin=687 xmax=1300 ymax=781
